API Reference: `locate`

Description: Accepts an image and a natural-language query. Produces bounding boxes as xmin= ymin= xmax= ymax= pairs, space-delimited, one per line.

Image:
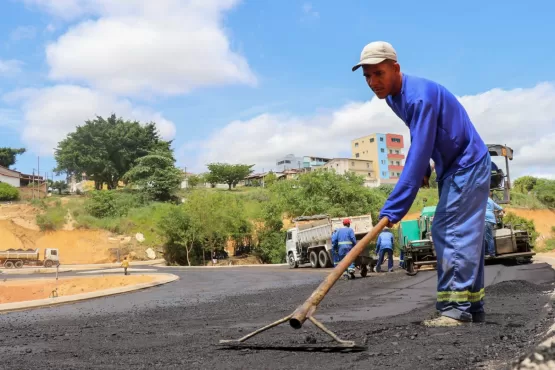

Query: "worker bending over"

xmin=375 ymin=227 xmax=394 ymax=272
xmin=485 ymin=191 xmax=504 ymax=258
xmin=352 ymin=41 xmax=490 ymax=327
xmin=331 ymin=218 xmax=357 ymax=279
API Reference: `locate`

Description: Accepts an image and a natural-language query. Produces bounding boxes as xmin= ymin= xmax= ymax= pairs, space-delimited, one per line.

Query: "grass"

xmin=35 ymin=199 xmax=67 ymax=231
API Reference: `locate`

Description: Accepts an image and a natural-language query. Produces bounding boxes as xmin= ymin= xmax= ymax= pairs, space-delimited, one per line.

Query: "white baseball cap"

xmin=352 ymin=41 xmax=397 ymax=72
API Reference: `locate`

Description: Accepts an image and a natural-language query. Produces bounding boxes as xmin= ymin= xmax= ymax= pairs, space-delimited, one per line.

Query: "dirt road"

xmin=1 ymin=264 xmax=554 ymax=369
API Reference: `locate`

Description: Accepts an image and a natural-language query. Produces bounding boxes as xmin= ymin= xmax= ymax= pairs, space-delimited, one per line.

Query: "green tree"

xmin=0 ymin=147 xmax=25 ymax=168
xmin=206 ymin=163 xmax=254 ymax=190
xmin=54 ymin=114 xmax=171 ymax=190
xmin=187 ymin=174 xmax=202 ymax=188
xmin=51 ymin=180 xmax=68 ymax=194
xmin=123 ymin=150 xmax=183 ymax=201
xmin=534 ymin=179 xmax=555 ymax=208
xmin=158 ymin=205 xmax=198 ymax=266
xmin=264 ymin=172 xmax=278 ymax=187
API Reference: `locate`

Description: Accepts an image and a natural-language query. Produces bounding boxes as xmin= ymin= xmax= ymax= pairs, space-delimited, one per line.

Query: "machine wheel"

xmin=309 ymin=251 xmax=320 ymax=268
xmin=287 ymin=253 xmax=299 ymax=269
xmin=405 ymin=260 xmax=418 ymax=276
xmin=44 ymin=260 xmax=53 ymax=268
xmin=318 ymin=250 xmax=331 ymax=268
xmin=4 ymin=261 xmax=14 ymax=269
xmin=14 ymin=260 xmax=23 ymax=268
xmin=360 ymin=265 xmax=368 ymax=277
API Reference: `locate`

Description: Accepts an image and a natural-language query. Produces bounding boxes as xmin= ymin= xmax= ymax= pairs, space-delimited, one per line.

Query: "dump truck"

xmin=398 ymin=143 xmax=535 ymax=275
xmin=285 ymin=214 xmax=376 ymax=277
xmin=0 ymin=248 xmax=60 ymax=268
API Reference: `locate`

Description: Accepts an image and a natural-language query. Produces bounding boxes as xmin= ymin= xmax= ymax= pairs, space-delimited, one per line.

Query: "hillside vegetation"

xmin=25 ymin=113 xmax=555 ymax=265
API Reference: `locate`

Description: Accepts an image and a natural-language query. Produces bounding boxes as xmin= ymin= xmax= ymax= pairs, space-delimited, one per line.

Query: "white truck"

xmin=0 ymin=248 xmax=60 ymax=268
xmin=286 ymin=214 xmax=376 ymax=275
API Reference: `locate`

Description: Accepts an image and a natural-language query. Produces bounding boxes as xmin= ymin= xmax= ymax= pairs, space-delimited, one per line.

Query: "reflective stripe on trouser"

xmin=433 ymin=153 xmax=491 ymax=321
xmin=337 ymin=248 xmax=355 ymax=272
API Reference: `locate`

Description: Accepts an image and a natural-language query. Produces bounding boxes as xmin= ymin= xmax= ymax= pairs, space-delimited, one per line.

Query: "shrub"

xmin=36 ymin=204 xmax=66 ymax=231
xmin=0 ymin=182 xmax=20 ymax=201
xmin=503 ymin=212 xmax=539 ymax=243
xmin=84 ymin=190 xmax=149 ymax=218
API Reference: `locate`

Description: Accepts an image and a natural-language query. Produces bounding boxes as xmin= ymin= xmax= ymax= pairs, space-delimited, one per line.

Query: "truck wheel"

xmin=14 ymin=260 xmax=23 ymax=268
xmin=44 ymin=260 xmax=53 ymax=268
xmin=288 ymin=253 xmax=299 ymax=269
xmin=309 ymin=251 xmax=320 ymax=268
xmin=405 ymin=260 xmax=418 ymax=276
xmin=361 ymin=265 xmax=368 ymax=277
xmin=4 ymin=261 xmax=14 ymax=269
xmin=318 ymin=250 xmax=331 ymax=268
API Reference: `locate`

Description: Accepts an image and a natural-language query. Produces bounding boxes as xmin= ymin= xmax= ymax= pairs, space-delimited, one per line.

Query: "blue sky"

xmin=1 ymin=0 xmax=554 ymax=179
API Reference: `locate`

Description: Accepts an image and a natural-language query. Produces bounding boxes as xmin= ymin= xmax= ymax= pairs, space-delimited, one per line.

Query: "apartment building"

xmin=275 ymin=154 xmax=330 ymax=171
xmin=322 ymin=158 xmax=378 ymax=188
xmin=351 ymin=133 xmax=405 ymax=185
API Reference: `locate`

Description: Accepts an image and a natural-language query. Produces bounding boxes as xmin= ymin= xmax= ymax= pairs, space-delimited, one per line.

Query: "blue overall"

xmin=331 ymin=227 xmax=356 ymax=272
xmin=375 ymin=230 xmax=394 ymax=272
xmin=378 ymin=73 xmax=490 ymax=322
xmin=485 ymin=197 xmax=503 ymax=256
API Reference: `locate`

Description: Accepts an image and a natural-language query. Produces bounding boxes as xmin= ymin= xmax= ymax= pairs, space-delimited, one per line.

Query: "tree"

xmin=123 ymin=149 xmax=183 ymax=201
xmin=0 ymin=148 xmax=25 ymax=168
xmin=206 ymin=163 xmax=254 ymax=190
xmin=187 ymin=174 xmax=202 ymax=188
xmin=54 ymin=114 xmax=171 ymax=190
xmin=158 ymin=205 xmax=197 ymax=266
xmin=51 ymin=180 xmax=68 ymax=194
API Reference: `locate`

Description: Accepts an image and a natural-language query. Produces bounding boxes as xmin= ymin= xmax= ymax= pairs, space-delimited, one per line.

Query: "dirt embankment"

xmin=0 ymin=275 xmax=159 ymax=304
xmin=0 ymin=203 xmax=150 ymax=265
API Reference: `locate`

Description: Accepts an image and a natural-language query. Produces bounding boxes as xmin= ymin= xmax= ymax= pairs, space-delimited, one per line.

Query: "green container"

xmin=421 ymin=206 xmax=437 ymax=217
xmin=399 ymin=219 xmax=420 ymax=247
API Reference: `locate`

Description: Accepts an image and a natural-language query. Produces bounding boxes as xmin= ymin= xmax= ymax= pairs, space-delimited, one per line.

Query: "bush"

xmin=256 ymin=230 xmax=286 ymax=264
xmin=84 ymin=190 xmax=149 ymax=218
xmin=36 ymin=204 xmax=66 ymax=231
xmin=503 ymin=212 xmax=539 ymax=243
xmin=0 ymin=182 xmax=19 ymax=201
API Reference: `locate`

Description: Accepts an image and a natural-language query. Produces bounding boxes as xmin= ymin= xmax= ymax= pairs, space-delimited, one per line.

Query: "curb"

xmin=0 ymin=273 xmax=179 ymax=314
xmin=155 ymin=263 xmax=288 ymax=269
xmin=0 ymin=259 xmax=166 ymax=275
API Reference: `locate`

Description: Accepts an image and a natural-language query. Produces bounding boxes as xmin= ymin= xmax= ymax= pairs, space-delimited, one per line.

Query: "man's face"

xmin=362 ymin=61 xmax=400 ymax=99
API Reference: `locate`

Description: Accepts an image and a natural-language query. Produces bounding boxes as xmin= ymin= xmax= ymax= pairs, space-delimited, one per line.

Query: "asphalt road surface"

xmin=1 ymin=263 xmax=555 ymax=370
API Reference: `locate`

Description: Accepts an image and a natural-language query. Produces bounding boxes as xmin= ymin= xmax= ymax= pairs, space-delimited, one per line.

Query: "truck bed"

xmin=0 ymin=248 xmax=40 ymax=260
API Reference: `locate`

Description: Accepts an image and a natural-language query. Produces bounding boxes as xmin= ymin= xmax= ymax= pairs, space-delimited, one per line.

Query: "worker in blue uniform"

xmin=375 ymin=227 xmax=394 ymax=272
xmin=331 ymin=218 xmax=357 ymax=279
xmin=485 ymin=191 xmax=504 ymax=258
xmin=352 ymin=41 xmax=490 ymax=327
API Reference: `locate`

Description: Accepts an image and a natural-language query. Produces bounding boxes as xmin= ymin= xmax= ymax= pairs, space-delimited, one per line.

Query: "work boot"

xmin=472 ymin=312 xmax=486 ymax=323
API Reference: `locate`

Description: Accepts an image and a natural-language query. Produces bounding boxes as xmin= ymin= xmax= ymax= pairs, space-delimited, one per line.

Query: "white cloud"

xmin=22 ymin=0 xmax=256 ymax=96
xmin=302 ymin=3 xmax=319 ymax=19
xmin=10 ymin=26 xmax=37 ymax=41
xmin=3 ymin=85 xmax=176 ymax=155
xmin=185 ymin=82 xmax=555 ymax=179
xmin=0 ymin=59 xmax=23 ymax=75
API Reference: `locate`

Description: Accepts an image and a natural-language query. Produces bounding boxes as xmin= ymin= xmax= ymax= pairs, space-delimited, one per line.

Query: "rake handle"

xmin=289 ymin=216 xmax=390 ymax=329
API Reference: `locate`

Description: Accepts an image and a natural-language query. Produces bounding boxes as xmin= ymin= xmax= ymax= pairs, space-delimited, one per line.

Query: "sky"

xmin=1 ymin=0 xmax=554 ymax=180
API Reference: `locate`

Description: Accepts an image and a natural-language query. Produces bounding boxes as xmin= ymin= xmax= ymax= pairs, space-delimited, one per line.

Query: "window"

xmin=382 ymin=171 xmax=386 ymax=176
xmin=380 ymin=137 xmax=384 ymax=142
xmin=381 ymin=160 xmax=385 ymax=164
xmin=397 ymin=172 xmax=401 ymax=176
xmin=396 ymin=161 xmax=400 ymax=165
xmin=395 ymin=150 xmax=400 ymax=154
xmin=287 ymin=231 xmax=292 ymax=240
xmin=368 ymin=172 xmax=373 ymax=177
xmin=370 ymin=138 xmax=375 ymax=143
xmin=366 ymin=163 xmax=370 ymax=168
xmin=355 ymin=153 xmax=360 ymax=158
xmin=354 ymin=142 xmax=359 ymax=147
xmin=391 ymin=138 xmax=401 ymax=143
xmin=380 ymin=148 xmax=385 ymax=153
xmin=351 ymin=161 xmax=355 ymax=166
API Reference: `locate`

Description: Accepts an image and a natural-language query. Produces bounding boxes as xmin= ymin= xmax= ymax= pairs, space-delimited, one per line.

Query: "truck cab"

xmin=286 ymin=228 xmax=299 ymax=268
xmin=44 ymin=248 xmax=60 ymax=267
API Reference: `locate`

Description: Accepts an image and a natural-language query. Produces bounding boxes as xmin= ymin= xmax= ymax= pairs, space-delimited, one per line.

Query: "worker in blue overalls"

xmin=331 ymin=218 xmax=357 ymax=279
xmin=374 ymin=227 xmax=394 ymax=272
xmin=352 ymin=41 xmax=490 ymax=327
